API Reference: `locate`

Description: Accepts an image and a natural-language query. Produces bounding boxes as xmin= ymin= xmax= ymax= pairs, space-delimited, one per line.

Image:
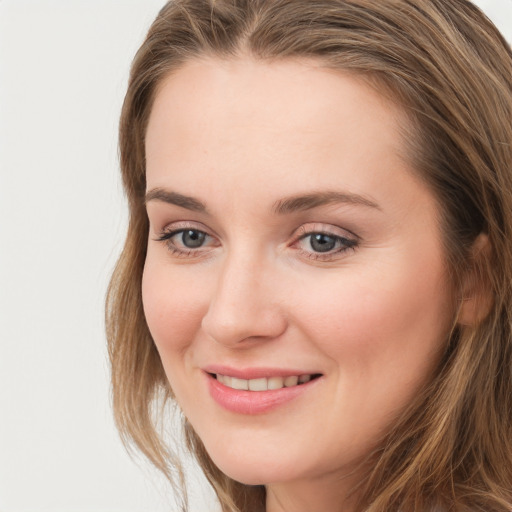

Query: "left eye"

xmin=297 ymin=232 xmax=357 ymax=255
xmin=308 ymin=233 xmax=338 ymax=253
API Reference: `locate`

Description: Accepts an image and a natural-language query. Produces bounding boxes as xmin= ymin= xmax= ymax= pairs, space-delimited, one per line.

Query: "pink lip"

xmin=203 ymin=364 xmax=319 ymax=380
xmin=203 ymin=369 xmax=322 ymax=415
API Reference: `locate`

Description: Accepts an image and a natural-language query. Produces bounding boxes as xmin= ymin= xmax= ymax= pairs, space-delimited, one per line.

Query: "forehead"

xmin=144 ymin=57 xmax=426 ymax=221
xmin=146 ymin=58 xmax=405 ymax=188
xmin=145 ymin=57 xmax=406 ymax=165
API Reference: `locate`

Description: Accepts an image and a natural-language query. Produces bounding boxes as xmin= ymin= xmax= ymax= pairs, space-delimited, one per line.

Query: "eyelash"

xmin=293 ymin=227 xmax=358 ymax=261
xmin=155 ymin=224 xmax=358 ymax=261
xmin=155 ymin=227 xmax=218 ymax=258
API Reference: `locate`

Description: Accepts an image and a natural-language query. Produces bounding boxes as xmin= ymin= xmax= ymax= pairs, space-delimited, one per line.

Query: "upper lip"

xmin=202 ymin=364 xmax=321 ymax=380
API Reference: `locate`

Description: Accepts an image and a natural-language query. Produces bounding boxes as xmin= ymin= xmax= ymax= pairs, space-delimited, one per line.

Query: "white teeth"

xmin=216 ymin=374 xmax=315 ymax=391
xmin=230 ymin=377 xmax=249 ymax=390
xmin=248 ymin=378 xmax=267 ymax=391
xmin=218 ymin=374 xmax=232 ymax=387
xmin=284 ymin=376 xmax=299 ymax=387
xmin=267 ymin=376 xmax=285 ymax=390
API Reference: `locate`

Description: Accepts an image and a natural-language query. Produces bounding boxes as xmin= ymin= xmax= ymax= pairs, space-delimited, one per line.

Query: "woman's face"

xmin=143 ymin=58 xmax=454 ymax=490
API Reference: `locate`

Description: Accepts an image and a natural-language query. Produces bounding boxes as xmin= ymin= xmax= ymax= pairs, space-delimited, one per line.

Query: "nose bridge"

xmin=201 ymin=245 xmax=286 ymax=346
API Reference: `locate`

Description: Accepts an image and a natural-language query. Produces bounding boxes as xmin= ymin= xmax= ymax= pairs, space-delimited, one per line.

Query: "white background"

xmin=0 ymin=1 xmax=511 ymax=511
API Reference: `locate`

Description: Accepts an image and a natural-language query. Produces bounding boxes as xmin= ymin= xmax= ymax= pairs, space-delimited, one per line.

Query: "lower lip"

xmin=205 ymin=373 xmax=321 ymax=415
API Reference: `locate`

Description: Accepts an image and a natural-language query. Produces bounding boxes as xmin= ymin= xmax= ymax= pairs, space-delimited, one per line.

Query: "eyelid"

xmin=154 ymin=219 xmax=213 ymax=236
xmin=153 ymin=220 xmax=220 ymax=259
xmin=294 ymin=222 xmax=359 ymax=241
xmin=290 ymin=222 xmax=359 ymax=261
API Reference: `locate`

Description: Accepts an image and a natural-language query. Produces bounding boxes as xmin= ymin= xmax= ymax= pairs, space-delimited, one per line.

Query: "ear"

xmin=457 ymin=233 xmax=493 ymax=326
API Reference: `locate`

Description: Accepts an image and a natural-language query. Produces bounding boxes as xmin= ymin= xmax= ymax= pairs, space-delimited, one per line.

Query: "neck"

xmin=265 ymin=472 xmax=361 ymax=512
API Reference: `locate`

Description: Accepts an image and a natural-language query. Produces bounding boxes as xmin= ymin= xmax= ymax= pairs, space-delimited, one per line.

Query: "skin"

xmin=142 ymin=57 xmax=459 ymax=512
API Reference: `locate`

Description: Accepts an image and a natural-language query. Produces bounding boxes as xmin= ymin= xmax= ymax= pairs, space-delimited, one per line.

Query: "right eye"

xmin=174 ymin=229 xmax=207 ymax=248
xmin=155 ymin=227 xmax=218 ymax=257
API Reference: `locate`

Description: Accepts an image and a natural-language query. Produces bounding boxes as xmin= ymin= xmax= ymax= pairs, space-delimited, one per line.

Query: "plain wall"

xmin=0 ymin=1 xmax=511 ymax=511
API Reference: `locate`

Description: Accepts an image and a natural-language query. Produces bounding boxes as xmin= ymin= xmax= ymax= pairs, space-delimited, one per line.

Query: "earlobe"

xmin=457 ymin=233 xmax=494 ymax=326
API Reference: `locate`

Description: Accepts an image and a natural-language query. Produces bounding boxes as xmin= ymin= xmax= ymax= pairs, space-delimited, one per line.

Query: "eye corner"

xmin=152 ymin=222 xmax=220 ymax=260
xmin=290 ymin=223 xmax=359 ymax=262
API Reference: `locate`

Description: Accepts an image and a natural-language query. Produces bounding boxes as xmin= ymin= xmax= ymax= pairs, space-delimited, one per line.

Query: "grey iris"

xmin=310 ymin=233 xmax=336 ymax=252
xmin=182 ymin=230 xmax=206 ymax=248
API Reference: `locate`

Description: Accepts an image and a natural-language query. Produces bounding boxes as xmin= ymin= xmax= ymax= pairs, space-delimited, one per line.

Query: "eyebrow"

xmin=272 ymin=191 xmax=380 ymax=214
xmin=145 ymin=188 xmax=208 ymax=213
xmin=144 ymin=187 xmax=380 ymax=215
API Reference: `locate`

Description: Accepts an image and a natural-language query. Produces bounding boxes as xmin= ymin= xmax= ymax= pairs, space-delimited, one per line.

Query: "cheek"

xmin=305 ymin=271 xmax=446 ymax=335
xmin=295 ymin=257 xmax=453 ymax=398
xmin=141 ymin=256 xmax=208 ymax=357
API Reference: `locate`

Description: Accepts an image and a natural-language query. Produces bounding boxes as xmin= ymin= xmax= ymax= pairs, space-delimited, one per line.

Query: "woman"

xmin=106 ymin=1 xmax=512 ymax=511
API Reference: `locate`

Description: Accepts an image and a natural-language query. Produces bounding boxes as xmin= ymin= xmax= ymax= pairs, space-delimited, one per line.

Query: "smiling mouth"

xmin=211 ymin=373 xmax=322 ymax=391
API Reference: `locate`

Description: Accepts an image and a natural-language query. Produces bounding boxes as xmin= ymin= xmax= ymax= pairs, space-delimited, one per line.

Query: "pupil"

xmin=182 ymin=230 xmax=205 ymax=248
xmin=310 ymin=233 xmax=336 ymax=253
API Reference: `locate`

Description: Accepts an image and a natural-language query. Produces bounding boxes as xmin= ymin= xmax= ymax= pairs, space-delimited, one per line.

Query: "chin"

xmin=204 ymin=442 xmax=321 ymax=487
xmin=214 ymin=462 xmax=287 ymax=486
xmin=206 ymin=450 xmax=272 ymax=484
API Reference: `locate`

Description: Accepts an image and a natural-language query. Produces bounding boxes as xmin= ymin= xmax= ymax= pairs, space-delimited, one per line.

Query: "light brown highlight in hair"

xmin=106 ymin=1 xmax=512 ymax=510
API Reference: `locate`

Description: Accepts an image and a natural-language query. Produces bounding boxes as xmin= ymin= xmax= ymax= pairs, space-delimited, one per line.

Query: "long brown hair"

xmin=106 ymin=1 xmax=512 ymax=510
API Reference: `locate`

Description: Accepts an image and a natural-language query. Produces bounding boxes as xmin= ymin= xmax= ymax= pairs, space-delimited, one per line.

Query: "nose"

xmin=201 ymin=251 xmax=288 ymax=347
